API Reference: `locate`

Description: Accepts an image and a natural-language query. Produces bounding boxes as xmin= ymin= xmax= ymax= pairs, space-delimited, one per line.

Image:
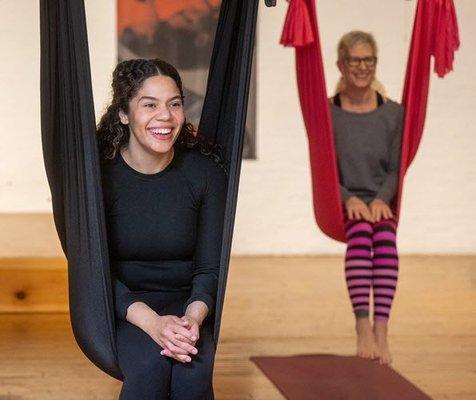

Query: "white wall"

xmin=0 ymin=0 xmax=474 ymax=254
xmin=0 ymin=1 xmax=45 ymax=209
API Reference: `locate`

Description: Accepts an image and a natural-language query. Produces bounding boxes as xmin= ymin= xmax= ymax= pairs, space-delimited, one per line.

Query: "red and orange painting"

xmin=117 ymin=0 xmax=255 ymax=158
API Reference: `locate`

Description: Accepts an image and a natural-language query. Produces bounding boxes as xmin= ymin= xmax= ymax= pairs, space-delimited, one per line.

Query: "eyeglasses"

xmin=346 ymin=56 xmax=377 ymax=68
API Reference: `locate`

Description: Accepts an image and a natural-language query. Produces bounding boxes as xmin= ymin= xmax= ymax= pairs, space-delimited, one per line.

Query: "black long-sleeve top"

xmin=101 ymin=148 xmax=227 ymax=320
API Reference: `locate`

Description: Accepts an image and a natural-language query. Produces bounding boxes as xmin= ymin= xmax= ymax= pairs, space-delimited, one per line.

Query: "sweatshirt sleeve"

xmin=340 ymin=185 xmax=354 ymax=203
xmin=376 ymin=107 xmax=404 ymax=203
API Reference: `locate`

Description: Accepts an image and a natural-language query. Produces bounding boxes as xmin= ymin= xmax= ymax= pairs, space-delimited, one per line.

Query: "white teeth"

xmin=150 ymin=128 xmax=172 ymax=135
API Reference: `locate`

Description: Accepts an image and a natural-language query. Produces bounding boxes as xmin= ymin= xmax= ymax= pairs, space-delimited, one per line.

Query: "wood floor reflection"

xmin=1 ymin=255 xmax=475 ymax=399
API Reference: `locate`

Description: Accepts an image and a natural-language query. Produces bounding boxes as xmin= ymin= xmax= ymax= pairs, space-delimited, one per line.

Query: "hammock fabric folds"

xmin=280 ymin=0 xmax=459 ymax=243
xmin=198 ymin=0 xmax=259 ymax=341
xmin=40 ymin=0 xmax=258 ymax=380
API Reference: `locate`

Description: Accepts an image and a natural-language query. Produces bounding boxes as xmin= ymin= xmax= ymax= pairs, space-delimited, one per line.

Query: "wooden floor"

xmin=1 ymin=255 xmax=476 ymax=399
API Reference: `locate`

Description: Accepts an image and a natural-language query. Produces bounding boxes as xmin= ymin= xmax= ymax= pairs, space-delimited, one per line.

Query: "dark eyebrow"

xmin=138 ymin=96 xmax=157 ymax=102
xmin=138 ymin=95 xmax=183 ymax=102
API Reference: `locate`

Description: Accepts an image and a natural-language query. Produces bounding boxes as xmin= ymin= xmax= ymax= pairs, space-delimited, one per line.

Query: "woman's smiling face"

xmin=339 ymin=42 xmax=377 ymax=90
xmin=119 ymin=75 xmax=185 ymax=158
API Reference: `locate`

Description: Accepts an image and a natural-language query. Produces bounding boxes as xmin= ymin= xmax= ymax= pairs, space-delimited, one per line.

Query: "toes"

xmin=378 ymin=354 xmax=392 ymax=365
xmin=359 ymin=350 xmax=373 ymax=359
xmin=357 ymin=350 xmax=368 ymax=358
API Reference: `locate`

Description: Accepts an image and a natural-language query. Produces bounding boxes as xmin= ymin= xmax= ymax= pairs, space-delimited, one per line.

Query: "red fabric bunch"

xmin=432 ymin=0 xmax=460 ymax=77
xmin=280 ymin=0 xmax=314 ymax=47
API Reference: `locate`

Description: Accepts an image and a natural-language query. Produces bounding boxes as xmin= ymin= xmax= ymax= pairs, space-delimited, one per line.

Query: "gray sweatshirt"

xmin=331 ymin=100 xmax=404 ymax=204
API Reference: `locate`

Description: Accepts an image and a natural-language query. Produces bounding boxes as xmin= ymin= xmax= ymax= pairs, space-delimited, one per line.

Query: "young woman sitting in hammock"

xmin=330 ymin=31 xmax=404 ymax=365
xmin=97 ymin=58 xmax=227 ymax=399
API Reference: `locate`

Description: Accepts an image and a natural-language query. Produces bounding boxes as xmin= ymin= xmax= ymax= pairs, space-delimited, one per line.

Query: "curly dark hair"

xmin=97 ymin=58 xmax=224 ymax=170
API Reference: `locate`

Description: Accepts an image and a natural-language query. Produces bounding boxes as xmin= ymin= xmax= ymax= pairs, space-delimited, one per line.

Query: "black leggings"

xmin=116 ymin=299 xmax=215 ymax=400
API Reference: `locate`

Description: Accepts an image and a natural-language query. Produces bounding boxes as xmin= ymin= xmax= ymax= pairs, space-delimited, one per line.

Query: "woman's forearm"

xmin=185 ymin=301 xmax=209 ymax=326
xmin=126 ymin=301 xmax=161 ymax=333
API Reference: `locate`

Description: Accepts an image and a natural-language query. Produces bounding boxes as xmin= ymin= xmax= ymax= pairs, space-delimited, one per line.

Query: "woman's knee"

xmin=116 ymin=320 xmax=171 ymax=384
xmin=170 ymin=327 xmax=215 ymax=399
xmin=345 ymin=220 xmax=374 ymax=242
xmin=373 ymin=218 xmax=397 ymax=234
xmin=119 ymin=346 xmax=172 ymax=399
xmin=170 ymin=364 xmax=214 ymax=400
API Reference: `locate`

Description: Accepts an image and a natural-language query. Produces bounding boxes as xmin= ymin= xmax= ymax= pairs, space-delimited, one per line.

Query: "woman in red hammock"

xmin=330 ymin=31 xmax=404 ymax=365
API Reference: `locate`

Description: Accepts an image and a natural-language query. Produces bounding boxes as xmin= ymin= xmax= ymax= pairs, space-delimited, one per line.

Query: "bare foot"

xmin=355 ymin=318 xmax=379 ymax=359
xmin=373 ymin=320 xmax=392 ymax=365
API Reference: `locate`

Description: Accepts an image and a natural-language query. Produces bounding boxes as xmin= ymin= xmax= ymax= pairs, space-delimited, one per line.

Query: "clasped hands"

xmin=345 ymin=196 xmax=393 ymax=222
xmin=127 ymin=301 xmax=204 ymax=364
xmin=147 ymin=314 xmax=201 ymax=363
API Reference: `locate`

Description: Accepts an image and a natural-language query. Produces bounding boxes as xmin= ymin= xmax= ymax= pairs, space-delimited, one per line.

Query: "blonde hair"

xmin=335 ymin=30 xmax=386 ymax=95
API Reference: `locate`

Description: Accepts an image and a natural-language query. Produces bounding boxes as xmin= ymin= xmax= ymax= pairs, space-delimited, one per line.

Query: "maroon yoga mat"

xmin=251 ymin=354 xmax=432 ymax=400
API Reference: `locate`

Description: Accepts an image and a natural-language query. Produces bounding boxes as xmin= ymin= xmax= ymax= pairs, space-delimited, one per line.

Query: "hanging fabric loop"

xmin=199 ymin=0 xmax=259 ymax=343
xmin=281 ymin=0 xmax=460 ymax=242
xmin=40 ymin=0 xmax=120 ymax=379
xmin=41 ymin=0 xmax=259 ymax=380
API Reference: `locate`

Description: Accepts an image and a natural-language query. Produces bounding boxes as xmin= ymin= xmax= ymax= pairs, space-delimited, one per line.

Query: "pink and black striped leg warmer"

xmin=344 ymin=220 xmax=374 ymax=319
xmin=372 ymin=218 xmax=399 ymax=321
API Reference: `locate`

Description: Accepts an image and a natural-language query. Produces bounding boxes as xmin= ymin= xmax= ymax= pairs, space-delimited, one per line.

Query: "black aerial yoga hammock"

xmin=40 ymin=0 xmax=263 ymax=380
xmin=280 ymin=0 xmax=460 ymax=242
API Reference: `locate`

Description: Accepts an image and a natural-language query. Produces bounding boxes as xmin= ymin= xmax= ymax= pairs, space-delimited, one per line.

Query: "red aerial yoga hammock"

xmin=280 ymin=0 xmax=459 ymax=243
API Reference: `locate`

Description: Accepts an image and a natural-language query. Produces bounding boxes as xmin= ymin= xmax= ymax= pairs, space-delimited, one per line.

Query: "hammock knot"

xmin=280 ymin=0 xmax=315 ymax=48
